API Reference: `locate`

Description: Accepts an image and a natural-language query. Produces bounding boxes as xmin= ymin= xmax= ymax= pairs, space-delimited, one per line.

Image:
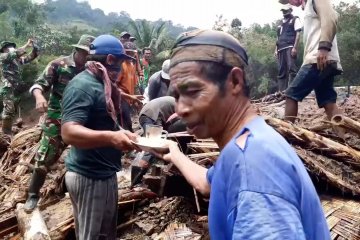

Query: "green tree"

xmin=335 ymin=1 xmax=360 ymax=86
xmin=128 ymin=20 xmax=168 ymax=50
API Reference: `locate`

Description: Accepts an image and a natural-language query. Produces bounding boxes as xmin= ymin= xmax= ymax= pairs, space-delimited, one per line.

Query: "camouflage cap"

xmin=120 ymin=31 xmax=131 ymax=38
xmin=0 ymin=41 xmax=16 ymax=53
xmin=123 ymin=42 xmax=137 ymax=52
xmin=72 ymin=34 xmax=95 ymax=52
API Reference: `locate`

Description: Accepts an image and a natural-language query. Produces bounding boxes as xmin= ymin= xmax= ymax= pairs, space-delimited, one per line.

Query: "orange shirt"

xmin=117 ymin=61 xmax=138 ymax=95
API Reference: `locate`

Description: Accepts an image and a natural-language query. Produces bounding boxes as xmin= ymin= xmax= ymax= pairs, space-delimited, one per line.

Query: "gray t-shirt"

xmin=139 ymin=96 xmax=176 ymax=124
xmin=147 ymin=71 xmax=170 ymax=101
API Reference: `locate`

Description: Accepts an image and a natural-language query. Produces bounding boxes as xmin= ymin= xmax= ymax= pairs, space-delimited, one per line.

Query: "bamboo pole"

xmin=331 ymin=115 xmax=360 ymax=137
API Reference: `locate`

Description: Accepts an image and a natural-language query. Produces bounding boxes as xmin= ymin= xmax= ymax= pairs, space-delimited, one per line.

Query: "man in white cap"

xmin=275 ymin=4 xmax=302 ymax=91
xmin=147 ymin=59 xmax=171 ymax=101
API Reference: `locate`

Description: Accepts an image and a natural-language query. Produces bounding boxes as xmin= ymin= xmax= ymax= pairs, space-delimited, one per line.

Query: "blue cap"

xmin=89 ymin=34 xmax=134 ymax=60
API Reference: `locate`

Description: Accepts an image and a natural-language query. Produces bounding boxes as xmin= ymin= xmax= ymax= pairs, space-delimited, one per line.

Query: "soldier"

xmin=23 ymin=35 xmax=95 ymax=212
xmin=0 ymin=39 xmax=38 ymax=135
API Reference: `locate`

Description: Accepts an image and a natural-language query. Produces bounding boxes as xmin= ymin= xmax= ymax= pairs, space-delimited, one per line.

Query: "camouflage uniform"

xmin=31 ymin=54 xmax=81 ymax=168
xmin=0 ymin=46 xmax=38 ymax=121
xmin=24 ymin=35 xmax=95 ymax=213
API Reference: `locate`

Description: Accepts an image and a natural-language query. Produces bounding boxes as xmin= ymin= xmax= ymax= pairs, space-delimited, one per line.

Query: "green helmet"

xmin=0 ymin=41 xmax=16 ymax=53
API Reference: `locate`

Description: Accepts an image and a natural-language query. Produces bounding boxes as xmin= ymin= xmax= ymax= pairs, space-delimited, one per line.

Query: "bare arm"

xmin=62 ymin=122 xmax=114 ymax=148
xmin=61 ymin=121 xmax=137 ymax=150
xmin=21 ymin=46 xmax=39 ymax=64
xmin=120 ymin=91 xmax=144 ymax=103
xmin=163 ymin=142 xmax=210 ymax=196
xmin=18 ymin=39 xmax=32 ymax=51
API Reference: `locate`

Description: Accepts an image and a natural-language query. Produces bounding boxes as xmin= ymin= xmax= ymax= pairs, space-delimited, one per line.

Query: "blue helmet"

xmin=89 ymin=34 xmax=134 ymax=60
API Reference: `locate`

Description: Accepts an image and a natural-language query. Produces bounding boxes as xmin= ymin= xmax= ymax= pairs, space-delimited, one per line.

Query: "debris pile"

xmin=1 ymin=87 xmax=360 ymax=239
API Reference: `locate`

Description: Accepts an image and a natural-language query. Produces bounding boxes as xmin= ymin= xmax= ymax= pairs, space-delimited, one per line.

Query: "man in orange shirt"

xmin=117 ymin=42 xmax=143 ymax=131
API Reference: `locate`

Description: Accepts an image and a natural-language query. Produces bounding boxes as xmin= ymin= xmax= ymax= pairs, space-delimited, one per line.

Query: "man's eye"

xmin=186 ymin=90 xmax=200 ymax=96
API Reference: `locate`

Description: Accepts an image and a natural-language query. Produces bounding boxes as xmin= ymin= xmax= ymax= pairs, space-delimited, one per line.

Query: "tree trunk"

xmin=15 ymin=203 xmax=51 ymax=240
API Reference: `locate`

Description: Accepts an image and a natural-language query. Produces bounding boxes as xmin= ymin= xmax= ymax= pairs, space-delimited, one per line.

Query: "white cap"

xmin=281 ymin=4 xmax=292 ymax=11
xmin=161 ymin=59 xmax=170 ymax=80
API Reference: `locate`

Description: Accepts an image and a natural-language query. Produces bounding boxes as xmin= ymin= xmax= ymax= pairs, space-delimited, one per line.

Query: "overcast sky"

xmin=33 ymin=0 xmax=356 ymax=28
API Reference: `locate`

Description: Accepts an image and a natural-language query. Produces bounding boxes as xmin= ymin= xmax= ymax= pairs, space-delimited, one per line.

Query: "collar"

xmin=236 ymin=116 xmax=264 ymax=138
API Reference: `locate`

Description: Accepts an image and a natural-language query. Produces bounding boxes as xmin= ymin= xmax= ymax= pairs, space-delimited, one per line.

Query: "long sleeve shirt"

xmin=302 ymin=0 xmax=342 ymax=70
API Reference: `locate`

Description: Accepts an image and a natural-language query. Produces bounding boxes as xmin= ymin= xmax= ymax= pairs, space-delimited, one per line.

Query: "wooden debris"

xmin=321 ymin=196 xmax=360 ymax=239
xmin=0 ymin=215 xmax=17 ymax=239
xmin=2 ymin=87 xmax=360 ymax=239
xmin=296 ymin=147 xmax=360 ymax=195
xmin=265 ymin=116 xmax=360 ymax=167
xmin=152 ymin=223 xmax=202 ymax=240
xmin=331 ymin=114 xmax=360 ymax=137
xmin=132 ymin=197 xmax=196 ymax=236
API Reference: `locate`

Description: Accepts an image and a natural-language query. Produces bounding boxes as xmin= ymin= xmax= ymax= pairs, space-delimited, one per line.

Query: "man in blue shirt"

xmin=159 ymin=29 xmax=330 ymax=239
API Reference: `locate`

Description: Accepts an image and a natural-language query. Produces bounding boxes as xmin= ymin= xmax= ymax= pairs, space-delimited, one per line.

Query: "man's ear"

xmin=228 ymin=67 xmax=245 ymax=95
xmin=106 ymin=54 xmax=116 ymax=65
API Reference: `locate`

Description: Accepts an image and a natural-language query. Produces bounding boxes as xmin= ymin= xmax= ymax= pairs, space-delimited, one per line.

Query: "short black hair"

xmin=197 ymin=61 xmax=250 ymax=97
xmin=142 ymin=47 xmax=151 ymax=54
xmin=86 ymin=54 xmax=108 ymax=64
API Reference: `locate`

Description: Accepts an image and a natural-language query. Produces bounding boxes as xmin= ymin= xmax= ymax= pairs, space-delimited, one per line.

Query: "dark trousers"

xmin=277 ymin=47 xmax=298 ymax=92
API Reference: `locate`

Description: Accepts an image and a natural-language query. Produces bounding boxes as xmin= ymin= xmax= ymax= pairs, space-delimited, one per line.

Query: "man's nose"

xmin=176 ymin=97 xmax=191 ymax=118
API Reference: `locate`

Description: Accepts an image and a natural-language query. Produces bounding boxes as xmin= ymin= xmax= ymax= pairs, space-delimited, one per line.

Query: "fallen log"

xmin=265 ymin=116 xmax=360 ymax=167
xmin=15 ymin=204 xmax=51 ymax=240
xmin=331 ymin=114 xmax=360 ymax=137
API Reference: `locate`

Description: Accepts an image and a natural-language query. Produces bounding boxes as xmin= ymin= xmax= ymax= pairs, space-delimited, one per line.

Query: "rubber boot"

xmin=1 ymin=118 xmax=13 ymax=135
xmin=23 ymin=169 xmax=47 ymax=213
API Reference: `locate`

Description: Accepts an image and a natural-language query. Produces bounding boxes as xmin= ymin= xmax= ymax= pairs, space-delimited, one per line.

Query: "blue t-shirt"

xmin=207 ymin=117 xmax=330 ymax=240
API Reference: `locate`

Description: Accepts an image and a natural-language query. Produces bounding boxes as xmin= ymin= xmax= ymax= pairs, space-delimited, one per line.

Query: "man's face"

xmin=104 ymin=55 xmax=124 ymax=81
xmin=170 ymin=62 xmax=230 ymax=139
xmin=288 ymin=0 xmax=303 ymax=7
xmin=144 ymin=50 xmax=152 ymax=61
xmin=281 ymin=9 xmax=292 ymax=18
xmin=3 ymin=46 xmax=15 ymax=53
xmin=120 ymin=36 xmax=130 ymax=44
xmin=125 ymin=50 xmax=136 ymax=58
xmin=74 ymin=48 xmax=89 ymax=68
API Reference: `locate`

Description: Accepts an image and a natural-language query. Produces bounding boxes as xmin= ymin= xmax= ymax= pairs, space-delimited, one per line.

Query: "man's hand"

xmin=162 ymin=140 xmax=183 ymax=162
xmin=291 ymin=47 xmax=297 ymax=57
xmin=317 ymin=49 xmax=329 ymax=71
xmin=34 ymin=94 xmax=48 ymax=113
xmin=130 ymin=95 xmax=145 ymax=105
xmin=26 ymin=39 xmax=34 ymax=48
xmin=274 ymin=50 xmax=278 ymax=58
xmin=110 ymin=130 xmax=139 ymax=151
